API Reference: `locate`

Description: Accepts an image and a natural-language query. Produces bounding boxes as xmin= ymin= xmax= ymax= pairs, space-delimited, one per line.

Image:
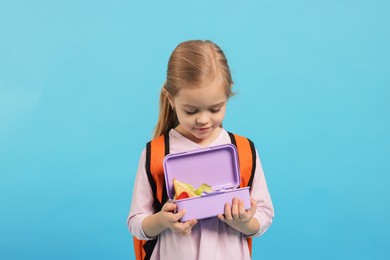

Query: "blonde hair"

xmin=153 ymin=40 xmax=234 ymax=138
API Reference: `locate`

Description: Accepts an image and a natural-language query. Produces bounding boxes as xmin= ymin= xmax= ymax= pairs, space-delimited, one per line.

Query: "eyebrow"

xmin=182 ymin=102 xmax=226 ymax=109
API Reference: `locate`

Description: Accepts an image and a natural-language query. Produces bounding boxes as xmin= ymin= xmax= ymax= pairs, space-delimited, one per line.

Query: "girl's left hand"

xmin=217 ymin=198 xmax=259 ymax=236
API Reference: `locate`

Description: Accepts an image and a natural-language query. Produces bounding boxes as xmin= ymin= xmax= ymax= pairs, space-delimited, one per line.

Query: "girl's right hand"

xmin=159 ymin=202 xmax=198 ymax=235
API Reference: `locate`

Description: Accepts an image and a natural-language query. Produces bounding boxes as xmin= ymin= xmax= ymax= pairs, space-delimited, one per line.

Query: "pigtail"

xmin=153 ymin=82 xmax=178 ymax=138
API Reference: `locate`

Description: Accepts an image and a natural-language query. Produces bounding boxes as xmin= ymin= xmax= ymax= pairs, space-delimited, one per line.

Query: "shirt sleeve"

xmin=247 ymin=149 xmax=275 ymax=237
xmin=126 ymin=149 xmax=157 ymax=241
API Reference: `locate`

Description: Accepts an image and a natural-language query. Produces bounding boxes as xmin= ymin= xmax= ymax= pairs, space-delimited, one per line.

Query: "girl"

xmin=127 ymin=40 xmax=274 ymax=260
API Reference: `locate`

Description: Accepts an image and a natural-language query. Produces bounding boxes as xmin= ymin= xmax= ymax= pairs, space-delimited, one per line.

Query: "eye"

xmin=184 ymin=110 xmax=198 ymax=115
xmin=210 ymin=107 xmax=222 ymax=113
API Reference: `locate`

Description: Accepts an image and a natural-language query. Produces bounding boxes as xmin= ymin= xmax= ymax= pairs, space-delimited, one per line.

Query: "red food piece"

xmin=176 ymin=191 xmax=190 ymax=200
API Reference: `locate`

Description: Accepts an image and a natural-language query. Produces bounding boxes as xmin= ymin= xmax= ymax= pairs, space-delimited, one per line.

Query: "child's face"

xmin=169 ymin=83 xmax=227 ymax=145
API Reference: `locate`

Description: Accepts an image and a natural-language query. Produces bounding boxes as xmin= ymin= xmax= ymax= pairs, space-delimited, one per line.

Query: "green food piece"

xmin=182 ymin=183 xmax=196 ymax=193
xmin=195 ymin=183 xmax=213 ymax=195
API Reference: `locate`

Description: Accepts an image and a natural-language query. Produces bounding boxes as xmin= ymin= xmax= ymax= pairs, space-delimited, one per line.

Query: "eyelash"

xmin=210 ymin=108 xmax=221 ymax=113
xmin=185 ymin=111 xmax=197 ymax=115
xmin=185 ymin=108 xmax=221 ymax=115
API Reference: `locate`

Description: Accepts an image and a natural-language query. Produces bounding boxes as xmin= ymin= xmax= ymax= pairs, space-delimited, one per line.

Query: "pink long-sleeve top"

xmin=127 ymin=129 xmax=274 ymax=260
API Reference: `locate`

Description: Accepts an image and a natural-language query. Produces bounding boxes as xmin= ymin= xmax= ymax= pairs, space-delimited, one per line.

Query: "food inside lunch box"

xmin=173 ymin=178 xmax=212 ymax=200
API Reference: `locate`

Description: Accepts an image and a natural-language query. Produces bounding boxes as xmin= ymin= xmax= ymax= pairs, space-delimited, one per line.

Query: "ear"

xmin=162 ymin=88 xmax=174 ymax=108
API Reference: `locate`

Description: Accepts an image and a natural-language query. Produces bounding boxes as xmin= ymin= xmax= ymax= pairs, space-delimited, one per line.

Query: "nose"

xmin=196 ymin=113 xmax=209 ymax=125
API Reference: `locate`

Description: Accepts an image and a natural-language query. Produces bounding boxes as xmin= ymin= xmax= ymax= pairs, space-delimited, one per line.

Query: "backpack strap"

xmin=133 ymin=133 xmax=169 ymax=260
xmin=228 ymin=132 xmax=257 ymax=257
xmin=228 ymin=132 xmax=256 ymax=189
xmin=146 ymin=134 xmax=170 ymax=211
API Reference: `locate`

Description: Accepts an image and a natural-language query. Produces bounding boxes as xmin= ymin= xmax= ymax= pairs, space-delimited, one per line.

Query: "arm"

xmin=127 ymin=149 xmax=197 ymax=240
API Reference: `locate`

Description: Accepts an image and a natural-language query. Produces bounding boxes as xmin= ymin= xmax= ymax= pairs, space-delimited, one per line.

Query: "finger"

xmin=185 ymin=219 xmax=198 ymax=228
xmin=179 ymin=219 xmax=197 ymax=235
xmin=162 ymin=202 xmax=177 ymax=212
xmin=172 ymin=209 xmax=186 ymax=222
xmin=224 ymin=203 xmax=233 ymax=221
xmin=182 ymin=226 xmax=194 ymax=236
xmin=238 ymin=199 xmax=247 ymax=219
xmin=231 ymin=198 xmax=239 ymax=219
xmin=249 ymin=199 xmax=258 ymax=216
xmin=217 ymin=214 xmax=225 ymax=222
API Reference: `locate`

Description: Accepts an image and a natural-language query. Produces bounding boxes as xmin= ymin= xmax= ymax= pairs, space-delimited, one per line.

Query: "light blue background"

xmin=1 ymin=1 xmax=389 ymax=259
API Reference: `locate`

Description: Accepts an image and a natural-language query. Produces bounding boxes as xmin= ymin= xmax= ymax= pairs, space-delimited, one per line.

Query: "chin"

xmin=194 ymin=131 xmax=215 ymax=141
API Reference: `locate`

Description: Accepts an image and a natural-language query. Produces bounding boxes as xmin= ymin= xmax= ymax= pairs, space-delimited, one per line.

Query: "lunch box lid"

xmin=163 ymin=144 xmax=240 ymax=199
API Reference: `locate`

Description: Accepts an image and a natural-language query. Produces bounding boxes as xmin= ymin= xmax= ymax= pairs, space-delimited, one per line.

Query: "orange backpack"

xmin=133 ymin=132 xmax=256 ymax=260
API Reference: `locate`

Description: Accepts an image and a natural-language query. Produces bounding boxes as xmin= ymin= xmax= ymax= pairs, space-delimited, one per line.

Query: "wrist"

xmin=155 ymin=210 xmax=168 ymax=230
xmin=142 ymin=211 xmax=168 ymax=238
xmin=240 ymin=218 xmax=260 ymax=236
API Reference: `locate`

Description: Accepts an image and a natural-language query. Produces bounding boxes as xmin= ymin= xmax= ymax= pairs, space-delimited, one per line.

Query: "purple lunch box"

xmin=163 ymin=144 xmax=251 ymax=222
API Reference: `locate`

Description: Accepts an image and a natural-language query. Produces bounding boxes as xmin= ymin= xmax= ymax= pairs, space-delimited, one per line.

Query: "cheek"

xmin=176 ymin=112 xmax=192 ymax=125
xmin=216 ymin=115 xmax=224 ymax=124
xmin=215 ymin=110 xmax=226 ymax=123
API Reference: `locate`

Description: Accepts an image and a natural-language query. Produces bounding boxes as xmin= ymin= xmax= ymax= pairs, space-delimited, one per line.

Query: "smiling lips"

xmin=196 ymin=127 xmax=210 ymax=131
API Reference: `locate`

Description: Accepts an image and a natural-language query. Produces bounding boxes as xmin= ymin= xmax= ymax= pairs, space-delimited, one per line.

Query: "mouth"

xmin=195 ymin=127 xmax=211 ymax=131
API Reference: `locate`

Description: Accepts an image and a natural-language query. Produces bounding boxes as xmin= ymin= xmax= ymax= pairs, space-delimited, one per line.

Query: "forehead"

xmin=174 ymin=83 xmax=228 ymax=107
